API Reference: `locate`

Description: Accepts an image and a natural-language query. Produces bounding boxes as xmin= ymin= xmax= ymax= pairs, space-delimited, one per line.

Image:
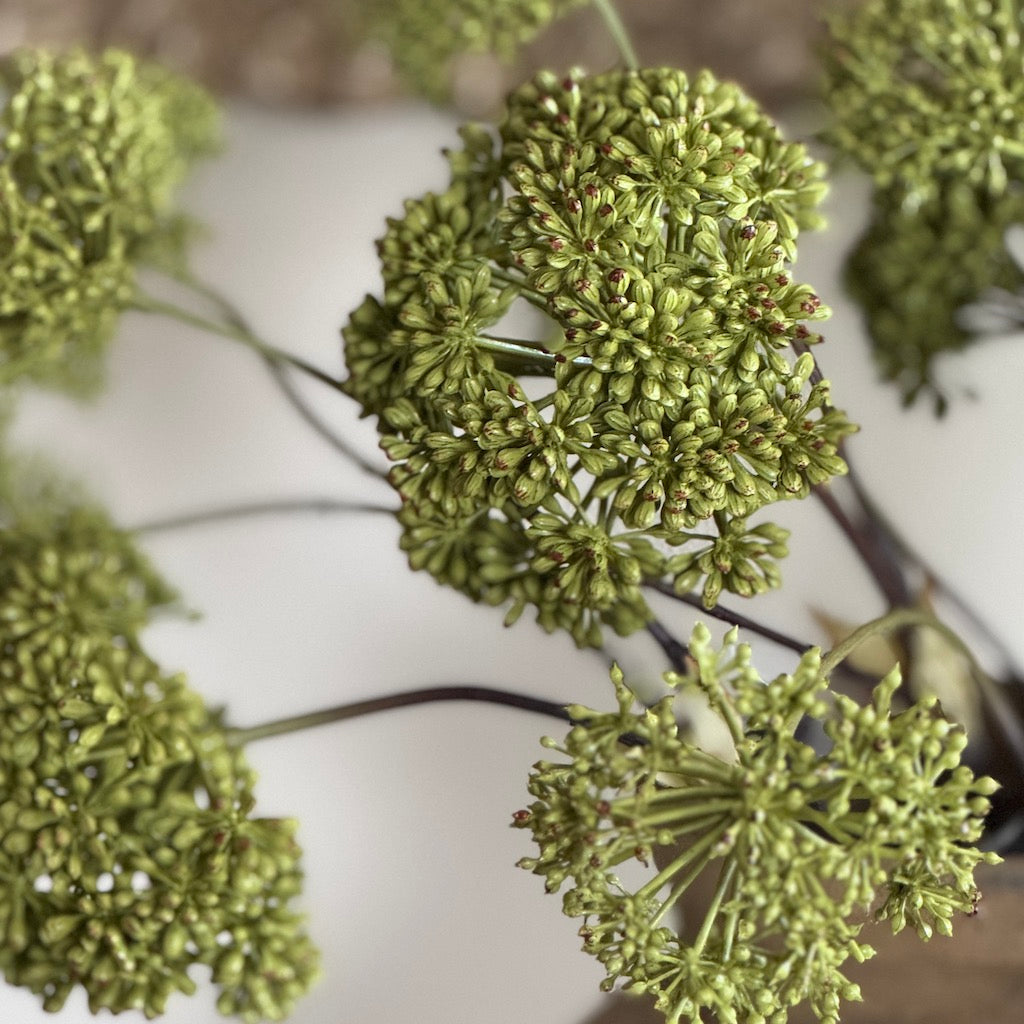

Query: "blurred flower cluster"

xmin=823 ymin=0 xmax=1024 ymax=407
xmin=0 ymin=500 xmax=318 ymax=1020
xmin=0 ymin=47 xmax=218 ymax=392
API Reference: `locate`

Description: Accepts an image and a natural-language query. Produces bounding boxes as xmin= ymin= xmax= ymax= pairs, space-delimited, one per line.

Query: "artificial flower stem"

xmin=843 ymin=449 xmax=1024 ymax=675
xmin=129 ymin=497 xmax=395 ymax=535
xmin=648 ymin=617 xmax=690 ymax=673
xmin=621 ymin=784 xmax=741 ymax=806
xmin=647 ymin=580 xmax=813 ymax=656
xmin=690 ymin=856 xmax=738 ymax=956
xmin=820 ymin=606 xmax=966 ymax=678
xmin=262 ymin=356 xmax=390 ymax=480
xmin=225 ymin=685 xmax=573 ymax=745
xmin=820 ymin=606 xmax=1024 ymax=772
xmin=168 ymin=271 xmax=388 ymax=480
xmin=131 ymin=293 xmax=348 ymax=395
xmin=170 ymin=268 xmax=252 ymax=334
xmin=591 ymin=0 xmax=640 ymax=70
xmin=478 ymin=334 xmax=594 ymax=371
xmin=636 ymin=802 xmax=741 ymax=830
xmin=814 ymin=482 xmax=910 ymax=607
xmin=650 ymin=845 xmax=723 ymax=927
xmin=635 ymin=819 xmax=730 ymax=901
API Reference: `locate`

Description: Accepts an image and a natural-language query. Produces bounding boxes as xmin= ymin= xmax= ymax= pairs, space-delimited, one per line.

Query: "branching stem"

xmin=131 ymin=292 xmax=348 ymax=395
xmin=166 ymin=272 xmax=387 ymax=480
xmin=637 ymin=820 xmax=729 ymax=902
xmin=820 ymin=606 xmax=961 ymax=678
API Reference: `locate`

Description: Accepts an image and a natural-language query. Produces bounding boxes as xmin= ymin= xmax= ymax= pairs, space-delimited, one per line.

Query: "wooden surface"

xmin=579 ymin=860 xmax=1024 ymax=1024
xmin=2 ymin=0 xmax=827 ymax=110
xmin=812 ymin=860 xmax=1024 ymax=1024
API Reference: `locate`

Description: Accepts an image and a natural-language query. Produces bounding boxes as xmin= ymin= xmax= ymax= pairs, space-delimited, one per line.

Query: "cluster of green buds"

xmin=359 ymin=0 xmax=587 ymax=101
xmin=514 ymin=624 xmax=999 ymax=1024
xmin=0 ymin=508 xmax=318 ymax=1020
xmin=343 ymin=66 xmax=854 ymax=646
xmin=0 ymin=47 xmax=219 ymax=392
xmin=823 ymin=0 xmax=1024 ymax=407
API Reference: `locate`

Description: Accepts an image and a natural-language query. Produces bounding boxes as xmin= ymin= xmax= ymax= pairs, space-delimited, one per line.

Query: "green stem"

xmin=130 ymin=497 xmax=394 ymax=535
xmin=489 ymin=266 xmax=544 ymax=297
xmin=636 ymin=819 xmax=729 ymax=901
xmin=820 ymin=607 xmax=1024 ymax=770
xmin=165 ymin=272 xmax=387 ymax=480
xmin=650 ymin=843 xmax=721 ymax=927
xmin=478 ymin=334 xmax=593 ymax=371
xmin=224 ymin=685 xmax=572 ymax=745
xmin=591 ymin=0 xmax=640 ymax=70
xmin=796 ymin=808 xmax=860 ymax=846
xmin=634 ymin=802 xmax=739 ymax=831
xmin=131 ymin=293 xmax=348 ymax=395
xmin=820 ymin=607 xmax=958 ymax=678
xmin=690 ymin=856 xmax=737 ymax=956
xmin=720 ymin=903 xmax=741 ymax=962
xmin=620 ymin=783 xmax=739 ymax=805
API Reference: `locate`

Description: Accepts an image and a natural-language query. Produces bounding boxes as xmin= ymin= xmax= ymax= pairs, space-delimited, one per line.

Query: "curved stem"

xmin=169 ymin=269 xmax=253 ymax=334
xmin=130 ymin=497 xmax=394 ymax=535
xmin=819 ymin=607 xmax=945 ymax=678
xmin=591 ymin=0 xmax=640 ymax=70
xmin=169 ymin=272 xmax=384 ymax=476
xmin=262 ymin=357 xmax=388 ymax=480
xmin=225 ymin=685 xmax=572 ymax=745
xmin=131 ymin=293 xmax=349 ymax=396
xmin=134 ymin=285 xmax=388 ymax=480
xmin=819 ymin=607 xmax=1024 ymax=773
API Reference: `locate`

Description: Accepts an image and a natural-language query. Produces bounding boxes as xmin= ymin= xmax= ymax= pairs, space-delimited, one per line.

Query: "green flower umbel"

xmin=0 ymin=47 xmax=219 ymax=392
xmin=0 ymin=511 xmax=318 ymax=1021
xmin=343 ymin=67 xmax=854 ymax=645
xmin=514 ymin=625 xmax=999 ymax=1024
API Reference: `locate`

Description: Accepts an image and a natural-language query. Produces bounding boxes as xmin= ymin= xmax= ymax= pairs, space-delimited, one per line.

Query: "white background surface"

xmin=5 ymin=101 xmax=1024 ymax=1024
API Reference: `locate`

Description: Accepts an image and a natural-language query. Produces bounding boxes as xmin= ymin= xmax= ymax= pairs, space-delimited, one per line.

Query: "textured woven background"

xmin=0 ymin=0 xmax=827 ymax=112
